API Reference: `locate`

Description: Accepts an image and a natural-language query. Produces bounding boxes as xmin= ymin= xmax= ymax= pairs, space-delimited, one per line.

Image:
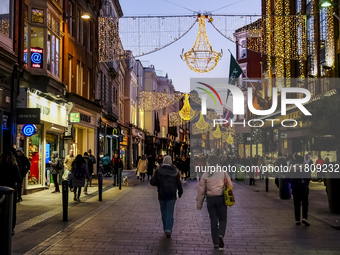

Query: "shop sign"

xmin=31 ymin=47 xmax=43 ymax=68
xmin=17 ymin=108 xmax=41 ymax=124
xmin=70 ymin=113 xmax=80 ymax=122
xmin=28 ymin=92 xmax=67 ymax=127
xmin=64 ymin=123 xmax=73 ymax=139
xmin=112 ymin=128 xmax=120 ymax=135
xmin=2 ymin=114 xmax=8 ymax=129
xmin=23 ymin=124 xmax=36 ymax=137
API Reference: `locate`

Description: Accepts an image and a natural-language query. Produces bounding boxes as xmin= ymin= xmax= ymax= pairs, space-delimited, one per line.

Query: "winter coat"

xmin=147 ymin=156 xmax=155 ymax=175
xmin=150 ymin=164 xmax=183 ymax=200
xmin=16 ymin=154 xmax=31 ymax=179
xmin=83 ymin=155 xmax=94 ymax=175
xmin=64 ymin=155 xmax=75 ymax=170
xmin=101 ymin=155 xmax=110 ymax=166
xmin=137 ymin=159 xmax=148 ymax=173
xmin=196 ymin=171 xmax=233 ymax=210
xmin=71 ymin=162 xmax=89 ymax=187
xmin=112 ymin=157 xmax=123 ymax=174
xmin=0 ymin=163 xmax=21 ymax=189
xmin=50 ymin=151 xmax=61 ymax=175
xmin=289 ymin=164 xmax=311 ymax=195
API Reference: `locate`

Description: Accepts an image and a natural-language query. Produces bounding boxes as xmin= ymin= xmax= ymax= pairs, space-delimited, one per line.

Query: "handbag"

xmin=224 ymin=187 xmax=235 ymax=207
xmin=62 ymin=169 xmax=70 ymax=180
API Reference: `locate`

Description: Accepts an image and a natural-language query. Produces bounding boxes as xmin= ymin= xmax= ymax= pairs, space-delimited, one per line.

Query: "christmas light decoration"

xmin=179 ymin=94 xmax=196 ymax=120
xmin=138 ymin=92 xmax=184 ymax=111
xmin=99 ymin=17 xmax=124 ymax=62
xmin=195 ymin=112 xmax=209 ymax=130
xmin=326 ymin=6 xmax=335 ymax=69
xmin=227 ymin=132 xmax=234 ymax=145
xmin=180 ymin=14 xmax=222 ymax=73
xmin=169 ymin=112 xmax=191 ymax=127
xmin=213 ymin=124 xmax=222 ymax=138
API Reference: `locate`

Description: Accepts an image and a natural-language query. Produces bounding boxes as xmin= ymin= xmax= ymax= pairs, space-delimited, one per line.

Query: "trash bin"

xmin=279 ymin=178 xmax=291 ymax=199
xmin=236 ymin=164 xmax=244 ymax=181
xmin=0 ymin=186 xmax=14 ymax=255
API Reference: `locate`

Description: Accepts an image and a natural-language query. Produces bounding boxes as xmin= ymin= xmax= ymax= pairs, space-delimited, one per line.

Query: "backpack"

xmin=56 ymin=158 xmax=64 ymax=170
xmin=158 ymin=174 xmax=177 ymax=196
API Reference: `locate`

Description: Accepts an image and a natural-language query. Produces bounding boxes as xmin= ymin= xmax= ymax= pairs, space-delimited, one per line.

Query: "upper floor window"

xmin=0 ymin=0 xmax=13 ymax=47
xmin=238 ymin=39 xmax=247 ymax=59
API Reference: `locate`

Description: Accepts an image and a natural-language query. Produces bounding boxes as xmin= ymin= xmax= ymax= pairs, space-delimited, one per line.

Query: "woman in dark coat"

xmin=0 ymin=150 xmax=21 ymax=235
xmin=147 ymin=155 xmax=155 ymax=180
xmin=71 ymin=154 xmax=90 ymax=202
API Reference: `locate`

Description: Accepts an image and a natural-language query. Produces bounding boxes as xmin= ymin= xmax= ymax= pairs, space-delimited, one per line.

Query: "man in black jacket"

xmin=112 ymin=152 xmax=123 ymax=186
xmin=15 ymin=147 xmax=31 ymax=202
xmin=150 ymin=155 xmax=183 ymax=238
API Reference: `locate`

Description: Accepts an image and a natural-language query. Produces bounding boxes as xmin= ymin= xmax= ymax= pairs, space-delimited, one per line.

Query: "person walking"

xmin=112 ymin=152 xmax=123 ymax=186
xmin=0 ymin=150 xmax=21 ymax=235
xmin=150 ymin=155 xmax=183 ymax=238
xmin=83 ymin=152 xmax=93 ymax=195
xmin=71 ymin=154 xmax=90 ymax=202
xmin=257 ymin=155 xmax=267 ymax=179
xmin=147 ymin=155 xmax=155 ymax=180
xmin=274 ymin=152 xmax=288 ymax=188
xmin=290 ymin=154 xmax=311 ymax=226
xmin=87 ymin=149 xmax=96 ymax=166
xmin=15 ymin=147 xmax=30 ymax=202
xmin=196 ymin=155 xmax=233 ymax=250
xmin=178 ymin=156 xmax=188 ymax=183
xmin=315 ymin=155 xmax=324 ymax=182
xmin=49 ymin=151 xmax=63 ymax=193
xmin=101 ymin=154 xmax=111 ymax=177
xmin=64 ymin=149 xmax=75 ymax=172
xmin=137 ymin=155 xmax=148 ymax=181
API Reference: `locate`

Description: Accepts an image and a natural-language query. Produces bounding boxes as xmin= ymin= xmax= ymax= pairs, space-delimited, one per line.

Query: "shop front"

xmin=119 ymin=125 xmax=130 ymax=169
xmin=100 ymin=118 xmax=119 ymax=160
xmin=66 ymin=105 xmax=100 ymax=173
xmin=16 ymin=91 xmax=68 ymax=192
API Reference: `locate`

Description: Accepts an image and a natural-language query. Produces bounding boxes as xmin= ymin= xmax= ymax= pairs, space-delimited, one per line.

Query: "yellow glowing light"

xmin=181 ymin=15 xmax=222 ymax=73
xmin=227 ymin=132 xmax=234 ymax=145
xmin=179 ymin=94 xmax=195 ymax=121
xmin=213 ymin=124 xmax=222 ymax=138
xmin=195 ymin=112 xmax=209 ymax=130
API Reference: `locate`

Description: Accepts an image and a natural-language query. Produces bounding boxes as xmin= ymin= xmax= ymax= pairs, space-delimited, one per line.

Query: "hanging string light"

xmin=179 ymin=94 xmax=196 ymax=120
xmin=180 ymin=14 xmax=222 ymax=73
xmin=138 ymin=92 xmax=184 ymax=111
xmin=227 ymin=132 xmax=234 ymax=145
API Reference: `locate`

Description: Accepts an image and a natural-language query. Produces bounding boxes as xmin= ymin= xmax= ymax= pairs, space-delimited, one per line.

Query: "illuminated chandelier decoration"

xmin=179 ymin=94 xmax=196 ymax=120
xmin=227 ymin=132 xmax=234 ymax=145
xmin=180 ymin=14 xmax=222 ymax=73
xmin=213 ymin=124 xmax=222 ymax=138
xmin=195 ymin=112 xmax=209 ymax=130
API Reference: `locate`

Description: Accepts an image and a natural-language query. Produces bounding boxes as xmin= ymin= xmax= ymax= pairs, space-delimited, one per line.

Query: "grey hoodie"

xmin=50 ymin=151 xmax=60 ymax=174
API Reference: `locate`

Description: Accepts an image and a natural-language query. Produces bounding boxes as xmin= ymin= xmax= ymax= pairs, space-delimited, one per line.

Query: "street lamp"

xmin=66 ymin=13 xmax=91 ymax=20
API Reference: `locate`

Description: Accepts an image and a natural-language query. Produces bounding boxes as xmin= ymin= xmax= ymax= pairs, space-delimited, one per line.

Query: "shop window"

xmin=68 ymin=55 xmax=73 ymax=91
xmin=67 ymin=1 xmax=73 ymax=36
xmin=162 ymin=126 xmax=166 ymax=138
xmin=30 ymin=26 xmax=44 ymax=69
xmin=32 ymin=8 xmax=44 ymax=24
xmin=24 ymin=25 xmax=28 ymax=66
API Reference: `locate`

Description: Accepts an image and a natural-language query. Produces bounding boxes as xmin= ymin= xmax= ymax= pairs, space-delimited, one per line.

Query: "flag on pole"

xmin=227 ymin=51 xmax=243 ymax=102
xmin=223 ymin=107 xmax=234 ymax=128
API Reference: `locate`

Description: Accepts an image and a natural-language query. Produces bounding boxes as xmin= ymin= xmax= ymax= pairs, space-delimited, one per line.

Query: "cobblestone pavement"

xmin=12 ymin=173 xmax=340 ymax=255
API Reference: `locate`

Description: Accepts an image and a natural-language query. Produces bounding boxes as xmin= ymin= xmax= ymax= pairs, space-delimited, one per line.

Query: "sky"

xmin=119 ymin=0 xmax=262 ymax=92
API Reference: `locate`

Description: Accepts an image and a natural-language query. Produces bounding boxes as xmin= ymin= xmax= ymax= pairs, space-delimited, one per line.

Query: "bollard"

xmin=98 ymin=172 xmax=103 ymax=201
xmin=118 ymin=168 xmax=122 ymax=190
xmin=62 ymin=180 xmax=68 ymax=221
xmin=265 ymin=177 xmax=269 ymax=192
xmin=0 ymin=186 xmax=14 ymax=255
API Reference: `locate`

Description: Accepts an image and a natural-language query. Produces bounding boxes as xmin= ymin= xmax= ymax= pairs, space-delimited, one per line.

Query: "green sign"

xmin=70 ymin=113 xmax=80 ymax=123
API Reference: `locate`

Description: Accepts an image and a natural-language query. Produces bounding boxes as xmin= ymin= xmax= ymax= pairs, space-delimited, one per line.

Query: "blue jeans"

xmin=159 ymin=200 xmax=176 ymax=233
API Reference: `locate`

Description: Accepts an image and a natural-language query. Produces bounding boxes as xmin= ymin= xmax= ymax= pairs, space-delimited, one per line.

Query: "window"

xmin=31 ymin=9 xmax=44 ymax=24
xmin=30 ymin=26 xmax=44 ymax=69
xmin=0 ymin=0 xmax=12 ymax=40
xmin=24 ymin=25 xmax=27 ymax=66
xmin=68 ymin=55 xmax=72 ymax=91
xmin=162 ymin=126 xmax=166 ymax=138
xmin=76 ymin=62 xmax=83 ymax=96
xmin=296 ymin=0 xmax=301 ymax=14
xmin=77 ymin=9 xmax=80 ymax=41
xmin=238 ymin=39 xmax=247 ymax=59
xmin=162 ymin=108 xmax=166 ymax=116
xmin=87 ymin=22 xmax=91 ymax=51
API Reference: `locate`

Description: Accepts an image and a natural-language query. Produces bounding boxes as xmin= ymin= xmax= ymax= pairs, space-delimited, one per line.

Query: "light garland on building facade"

xmin=138 ymin=92 xmax=184 ymax=111
xmin=195 ymin=112 xmax=209 ymax=130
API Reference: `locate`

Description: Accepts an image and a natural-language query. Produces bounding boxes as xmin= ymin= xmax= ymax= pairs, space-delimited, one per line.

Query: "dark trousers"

xmin=207 ymin=195 xmax=227 ymax=245
xmin=112 ymin=173 xmax=117 ymax=185
xmin=17 ymin=179 xmax=23 ymax=200
xmin=293 ymin=192 xmax=309 ymax=221
xmin=73 ymin=187 xmax=82 ymax=198
xmin=52 ymin=174 xmax=60 ymax=192
xmin=140 ymin=173 xmax=146 ymax=180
